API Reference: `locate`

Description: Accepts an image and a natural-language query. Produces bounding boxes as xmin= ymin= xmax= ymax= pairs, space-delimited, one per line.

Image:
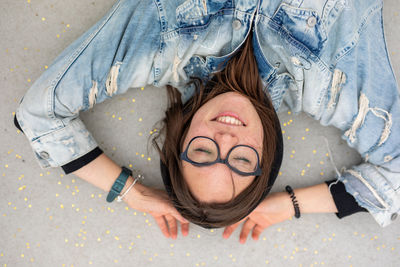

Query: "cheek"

xmin=183 ymin=116 xmax=210 ymax=148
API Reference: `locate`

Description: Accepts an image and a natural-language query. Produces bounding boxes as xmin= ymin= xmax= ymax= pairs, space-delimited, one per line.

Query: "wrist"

xmin=291 ymin=184 xmax=338 ymax=214
xmin=122 ymin=178 xmax=144 ymax=208
xmin=281 ymin=191 xmax=296 ymax=218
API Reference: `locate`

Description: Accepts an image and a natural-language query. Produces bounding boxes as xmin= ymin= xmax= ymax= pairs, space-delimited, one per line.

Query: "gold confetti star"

xmin=41 ymin=17 xmax=46 ymax=21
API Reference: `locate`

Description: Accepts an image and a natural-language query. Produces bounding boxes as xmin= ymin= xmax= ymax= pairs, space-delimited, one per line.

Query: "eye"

xmin=233 ymin=157 xmax=251 ymax=164
xmin=194 ymin=148 xmax=212 ymax=154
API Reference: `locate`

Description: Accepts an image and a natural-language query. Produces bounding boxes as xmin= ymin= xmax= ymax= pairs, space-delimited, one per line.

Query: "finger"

xmin=181 ymin=222 xmax=190 ymax=236
xmin=153 ymin=215 xmax=170 ymax=238
xmin=171 ymin=209 xmax=189 ymax=224
xmin=239 ymin=219 xmax=256 ymax=244
xmin=251 ymin=225 xmax=265 ymax=241
xmin=165 ymin=214 xmax=178 ymax=239
xmin=223 ymin=220 xmax=243 ymax=239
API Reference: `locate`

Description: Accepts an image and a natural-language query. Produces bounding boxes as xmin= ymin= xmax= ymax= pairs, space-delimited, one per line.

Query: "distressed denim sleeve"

xmin=320 ymin=3 xmax=400 ymax=227
xmin=15 ymin=0 xmax=161 ymax=169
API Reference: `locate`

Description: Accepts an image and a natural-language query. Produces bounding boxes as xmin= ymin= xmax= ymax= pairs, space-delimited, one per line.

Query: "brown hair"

xmin=152 ymin=31 xmax=279 ymax=228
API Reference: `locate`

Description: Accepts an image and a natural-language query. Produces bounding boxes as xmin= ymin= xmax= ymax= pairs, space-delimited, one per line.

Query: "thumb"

xmin=170 ymin=208 xmax=189 ymax=224
xmin=223 ymin=218 xmax=246 ymax=239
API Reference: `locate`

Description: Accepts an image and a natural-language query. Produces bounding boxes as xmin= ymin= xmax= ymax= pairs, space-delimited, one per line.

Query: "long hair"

xmin=152 ymin=31 xmax=279 ymax=228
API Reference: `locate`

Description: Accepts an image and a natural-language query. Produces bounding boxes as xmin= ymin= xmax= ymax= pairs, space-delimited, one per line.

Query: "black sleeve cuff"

xmin=61 ymin=147 xmax=104 ymax=174
xmin=15 ymin=114 xmax=103 ymax=175
xmin=325 ymin=179 xmax=368 ymax=219
xmin=14 ymin=114 xmax=24 ymax=133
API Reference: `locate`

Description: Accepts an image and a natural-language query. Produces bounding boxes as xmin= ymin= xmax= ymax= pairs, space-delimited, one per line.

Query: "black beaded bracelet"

xmin=285 ymin=185 xmax=301 ymax=218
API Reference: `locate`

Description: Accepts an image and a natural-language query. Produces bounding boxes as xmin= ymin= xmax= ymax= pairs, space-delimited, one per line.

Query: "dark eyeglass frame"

xmin=180 ymin=136 xmax=262 ymax=176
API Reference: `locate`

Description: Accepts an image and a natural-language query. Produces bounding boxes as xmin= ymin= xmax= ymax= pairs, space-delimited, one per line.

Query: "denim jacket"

xmin=15 ymin=0 xmax=399 ymax=227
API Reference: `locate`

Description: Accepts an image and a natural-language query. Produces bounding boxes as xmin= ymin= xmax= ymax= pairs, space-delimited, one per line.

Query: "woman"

xmin=14 ymin=0 xmax=399 ymax=243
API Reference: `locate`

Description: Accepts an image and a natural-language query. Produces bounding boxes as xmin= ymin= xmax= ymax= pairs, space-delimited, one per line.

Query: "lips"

xmin=213 ymin=112 xmax=246 ymax=126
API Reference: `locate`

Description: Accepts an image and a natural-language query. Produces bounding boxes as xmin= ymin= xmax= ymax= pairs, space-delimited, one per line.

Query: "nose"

xmin=214 ymin=132 xmax=239 ymax=159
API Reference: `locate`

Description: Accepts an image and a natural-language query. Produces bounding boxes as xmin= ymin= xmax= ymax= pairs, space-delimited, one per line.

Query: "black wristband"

xmin=285 ymin=185 xmax=300 ymax=218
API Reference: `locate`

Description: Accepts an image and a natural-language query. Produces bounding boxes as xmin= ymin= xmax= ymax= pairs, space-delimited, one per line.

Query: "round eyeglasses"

xmin=180 ymin=136 xmax=262 ymax=176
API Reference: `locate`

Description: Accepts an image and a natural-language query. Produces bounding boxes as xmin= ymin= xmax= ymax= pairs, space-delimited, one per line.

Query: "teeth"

xmin=216 ymin=116 xmax=243 ymax=126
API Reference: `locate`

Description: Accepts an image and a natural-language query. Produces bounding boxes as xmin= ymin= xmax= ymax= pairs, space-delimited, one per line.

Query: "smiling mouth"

xmin=214 ymin=115 xmax=245 ymax=126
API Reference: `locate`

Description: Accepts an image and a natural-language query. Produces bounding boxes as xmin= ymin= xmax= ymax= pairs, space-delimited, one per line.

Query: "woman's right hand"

xmin=124 ymin=182 xmax=190 ymax=239
xmin=222 ymin=192 xmax=294 ymax=244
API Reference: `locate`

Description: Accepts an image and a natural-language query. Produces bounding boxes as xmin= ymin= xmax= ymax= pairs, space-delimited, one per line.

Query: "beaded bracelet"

xmin=285 ymin=185 xmax=301 ymax=218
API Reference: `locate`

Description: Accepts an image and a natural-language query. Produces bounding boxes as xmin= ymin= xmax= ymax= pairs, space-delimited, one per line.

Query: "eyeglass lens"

xmin=187 ymin=137 xmax=258 ymax=173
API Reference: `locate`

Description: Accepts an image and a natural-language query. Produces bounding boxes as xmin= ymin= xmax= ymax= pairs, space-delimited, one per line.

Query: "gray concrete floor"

xmin=1 ymin=1 xmax=399 ymax=266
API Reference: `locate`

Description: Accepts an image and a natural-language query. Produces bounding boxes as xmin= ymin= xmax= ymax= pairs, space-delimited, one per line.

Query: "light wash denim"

xmin=15 ymin=0 xmax=400 ymax=227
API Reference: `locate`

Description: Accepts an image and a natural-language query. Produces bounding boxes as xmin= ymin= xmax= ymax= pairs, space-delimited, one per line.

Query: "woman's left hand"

xmin=125 ymin=182 xmax=190 ymax=239
xmin=222 ymin=192 xmax=294 ymax=243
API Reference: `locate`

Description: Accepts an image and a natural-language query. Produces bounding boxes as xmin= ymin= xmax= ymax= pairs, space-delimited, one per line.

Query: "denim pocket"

xmin=176 ymin=0 xmax=233 ymax=28
xmin=176 ymin=0 xmax=211 ymax=28
xmin=271 ymin=3 xmax=327 ymax=55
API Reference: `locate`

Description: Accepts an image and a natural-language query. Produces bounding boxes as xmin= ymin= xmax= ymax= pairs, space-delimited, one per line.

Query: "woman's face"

xmin=181 ymin=92 xmax=264 ymax=203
